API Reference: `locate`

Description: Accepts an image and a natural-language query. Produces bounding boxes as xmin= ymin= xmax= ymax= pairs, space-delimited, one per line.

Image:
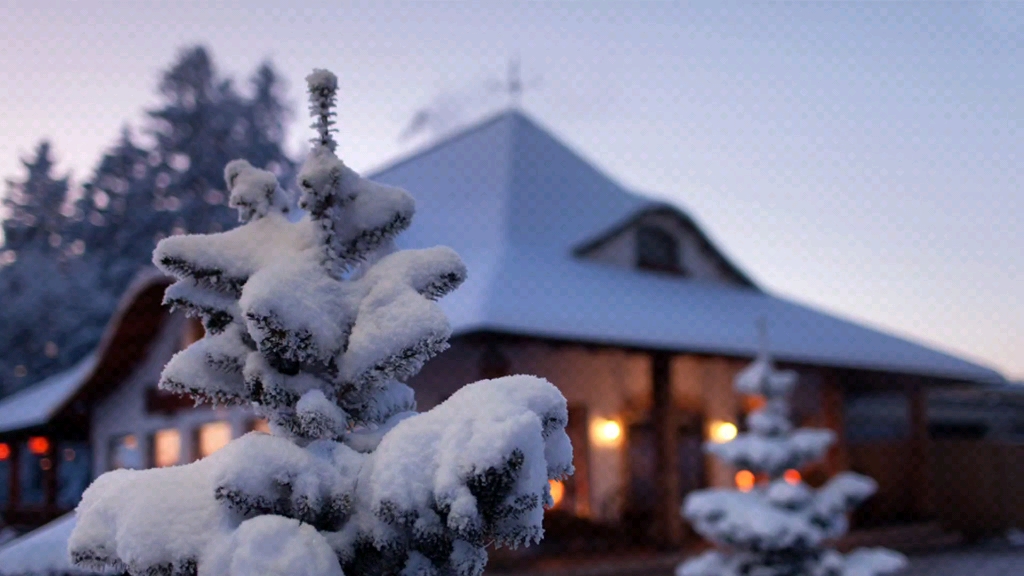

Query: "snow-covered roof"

xmin=0 ymin=514 xmax=83 ymax=576
xmin=0 ymin=355 xmax=97 ymax=435
xmin=371 ymin=111 xmax=1004 ymax=384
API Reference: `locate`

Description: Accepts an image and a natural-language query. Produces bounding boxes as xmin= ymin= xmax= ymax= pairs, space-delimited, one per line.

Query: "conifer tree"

xmin=71 ymin=127 xmax=154 ymax=293
xmin=143 ymin=46 xmax=295 ymax=237
xmin=70 ymin=69 xmax=573 ymax=576
xmin=0 ymin=142 xmax=114 ymax=393
xmin=1 ymin=141 xmax=72 ymax=258
xmin=678 ymin=324 xmax=906 ymax=576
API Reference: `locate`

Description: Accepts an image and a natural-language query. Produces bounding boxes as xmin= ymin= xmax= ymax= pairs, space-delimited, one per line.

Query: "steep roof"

xmin=370 ymin=111 xmax=1003 ymax=384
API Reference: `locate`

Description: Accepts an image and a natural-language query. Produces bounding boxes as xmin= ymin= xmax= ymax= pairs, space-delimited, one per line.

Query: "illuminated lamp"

xmin=547 ymin=479 xmax=565 ymax=509
xmin=28 ymin=436 xmax=50 ymax=455
xmin=0 ymin=443 xmax=9 ymax=460
xmin=735 ymin=470 xmax=756 ymax=492
xmin=784 ymin=469 xmax=802 ymax=485
xmin=708 ymin=420 xmax=738 ymax=443
xmin=591 ymin=418 xmax=622 ymax=447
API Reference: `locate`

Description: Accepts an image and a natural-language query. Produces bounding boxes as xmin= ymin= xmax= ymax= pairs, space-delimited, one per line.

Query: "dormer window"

xmin=636 ymin=226 xmax=682 ymax=274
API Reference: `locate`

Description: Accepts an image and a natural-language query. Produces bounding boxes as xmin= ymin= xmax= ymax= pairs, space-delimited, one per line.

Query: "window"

xmin=844 ymin=391 xmax=910 ymax=443
xmin=479 ymin=344 xmax=510 ymax=380
xmin=0 ymin=442 xmax=10 ymax=506
xmin=109 ymin=434 xmax=144 ymax=470
xmin=636 ymin=226 xmax=682 ymax=274
xmin=197 ymin=421 xmax=232 ymax=459
xmin=249 ymin=418 xmax=271 ymax=434
xmin=181 ymin=317 xmax=205 ymax=350
xmin=57 ymin=442 xmax=91 ymax=508
xmin=20 ymin=438 xmax=50 ymax=505
xmin=152 ymin=429 xmax=182 ymax=468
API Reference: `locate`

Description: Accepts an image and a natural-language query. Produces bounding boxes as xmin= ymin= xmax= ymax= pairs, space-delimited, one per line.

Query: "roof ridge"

xmin=367 ymin=109 xmax=522 ymax=179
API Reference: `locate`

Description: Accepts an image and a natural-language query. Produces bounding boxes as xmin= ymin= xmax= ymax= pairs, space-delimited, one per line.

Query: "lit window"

xmin=197 ymin=421 xmax=232 ymax=459
xmin=57 ymin=441 xmax=91 ymax=508
xmin=109 ymin=434 xmax=143 ymax=470
xmin=547 ymin=479 xmax=565 ymax=509
xmin=181 ymin=317 xmax=205 ymax=350
xmin=153 ymin=429 xmax=182 ymax=468
xmin=249 ymin=418 xmax=271 ymax=434
xmin=636 ymin=226 xmax=682 ymax=274
xmin=735 ymin=470 xmax=756 ymax=492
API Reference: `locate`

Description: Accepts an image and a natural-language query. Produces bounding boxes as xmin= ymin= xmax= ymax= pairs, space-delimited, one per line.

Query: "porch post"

xmin=652 ymin=352 xmax=682 ymax=548
xmin=907 ymin=381 xmax=931 ymax=519
xmin=822 ymin=370 xmax=850 ymax=476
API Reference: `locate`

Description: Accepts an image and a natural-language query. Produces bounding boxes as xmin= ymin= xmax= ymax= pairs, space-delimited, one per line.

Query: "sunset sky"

xmin=2 ymin=1 xmax=1020 ymax=379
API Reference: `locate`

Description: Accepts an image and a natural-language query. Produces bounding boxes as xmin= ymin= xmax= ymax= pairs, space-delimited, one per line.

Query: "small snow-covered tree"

xmin=69 ymin=69 xmax=573 ymax=576
xmin=678 ymin=324 xmax=907 ymax=576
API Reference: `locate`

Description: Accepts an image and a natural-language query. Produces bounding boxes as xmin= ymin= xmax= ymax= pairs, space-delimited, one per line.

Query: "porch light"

xmin=0 ymin=443 xmax=9 ymax=460
xmin=735 ymin=470 xmax=755 ymax=492
xmin=28 ymin=436 xmax=50 ymax=455
xmin=784 ymin=469 xmax=801 ymax=485
xmin=591 ymin=418 xmax=622 ymax=447
xmin=547 ymin=479 xmax=565 ymax=509
xmin=709 ymin=420 xmax=738 ymax=443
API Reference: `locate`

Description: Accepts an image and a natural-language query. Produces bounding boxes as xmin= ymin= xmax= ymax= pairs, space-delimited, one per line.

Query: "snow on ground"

xmin=899 ymin=548 xmax=1024 ymax=576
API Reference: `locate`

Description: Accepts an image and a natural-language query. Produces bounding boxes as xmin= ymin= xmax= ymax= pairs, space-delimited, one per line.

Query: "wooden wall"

xmin=928 ymin=440 xmax=1024 ymax=535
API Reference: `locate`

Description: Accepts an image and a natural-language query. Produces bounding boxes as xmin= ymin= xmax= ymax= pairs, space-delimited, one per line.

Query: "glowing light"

xmin=599 ymin=420 xmax=621 ymax=441
xmin=28 ymin=437 xmax=50 ymax=455
xmin=784 ymin=469 xmax=802 ymax=485
xmin=591 ymin=418 xmax=622 ymax=447
xmin=154 ymin=429 xmax=182 ymax=468
xmin=735 ymin=470 xmax=756 ymax=492
xmin=547 ymin=479 xmax=565 ymax=509
xmin=709 ymin=421 xmax=738 ymax=443
xmin=0 ymin=443 xmax=10 ymax=460
xmin=251 ymin=418 xmax=271 ymax=434
xmin=198 ymin=421 xmax=232 ymax=458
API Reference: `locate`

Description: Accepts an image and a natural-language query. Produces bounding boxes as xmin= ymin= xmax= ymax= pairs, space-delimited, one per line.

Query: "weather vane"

xmin=487 ymin=55 xmax=542 ymax=109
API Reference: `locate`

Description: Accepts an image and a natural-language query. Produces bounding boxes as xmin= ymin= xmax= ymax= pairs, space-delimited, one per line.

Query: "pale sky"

xmin=1 ymin=1 xmax=1021 ymax=380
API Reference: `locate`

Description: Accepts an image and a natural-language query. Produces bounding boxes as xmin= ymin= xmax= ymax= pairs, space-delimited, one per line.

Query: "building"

xmin=0 ymin=111 xmax=1011 ymax=566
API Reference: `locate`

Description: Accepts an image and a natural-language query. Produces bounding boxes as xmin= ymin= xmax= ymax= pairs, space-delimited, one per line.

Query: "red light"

xmin=0 ymin=443 xmax=9 ymax=460
xmin=735 ymin=470 xmax=756 ymax=492
xmin=28 ymin=437 xmax=50 ymax=455
xmin=784 ymin=469 xmax=802 ymax=485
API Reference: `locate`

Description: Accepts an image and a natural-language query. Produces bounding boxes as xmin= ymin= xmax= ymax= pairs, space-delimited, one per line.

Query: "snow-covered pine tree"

xmin=144 ymin=46 xmax=296 ymax=238
xmin=677 ymin=323 xmax=907 ymax=576
xmin=69 ymin=69 xmax=573 ymax=576
xmin=1 ymin=141 xmax=72 ymax=258
xmin=0 ymin=142 xmax=116 ymax=393
xmin=71 ymin=127 xmax=155 ymax=294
